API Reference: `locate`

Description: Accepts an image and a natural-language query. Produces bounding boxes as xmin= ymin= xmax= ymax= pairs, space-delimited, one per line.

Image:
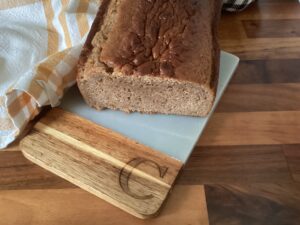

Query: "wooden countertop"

xmin=1 ymin=0 xmax=300 ymax=224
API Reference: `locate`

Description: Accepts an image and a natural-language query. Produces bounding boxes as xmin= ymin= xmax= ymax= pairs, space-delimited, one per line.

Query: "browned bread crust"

xmin=77 ymin=0 xmax=222 ymax=116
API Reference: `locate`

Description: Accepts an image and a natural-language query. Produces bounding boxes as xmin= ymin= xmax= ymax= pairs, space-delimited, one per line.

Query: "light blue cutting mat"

xmin=61 ymin=51 xmax=239 ymax=163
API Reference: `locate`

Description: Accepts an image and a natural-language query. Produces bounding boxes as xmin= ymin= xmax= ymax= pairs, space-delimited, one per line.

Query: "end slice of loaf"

xmin=77 ymin=0 xmax=222 ymax=116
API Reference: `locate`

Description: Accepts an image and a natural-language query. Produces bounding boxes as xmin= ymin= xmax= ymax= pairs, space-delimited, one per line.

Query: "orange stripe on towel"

xmin=7 ymin=92 xmax=32 ymax=118
xmin=76 ymin=0 xmax=90 ymax=38
xmin=59 ymin=0 xmax=72 ymax=48
xmin=29 ymin=49 xmax=70 ymax=101
xmin=42 ymin=0 xmax=59 ymax=56
xmin=0 ymin=0 xmax=39 ymax=10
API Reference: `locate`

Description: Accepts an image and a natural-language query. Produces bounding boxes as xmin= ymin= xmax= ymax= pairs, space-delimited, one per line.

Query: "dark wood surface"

xmin=197 ymin=1 xmax=300 ymax=224
xmin=1 ymin=0 xmax=300 ymax=224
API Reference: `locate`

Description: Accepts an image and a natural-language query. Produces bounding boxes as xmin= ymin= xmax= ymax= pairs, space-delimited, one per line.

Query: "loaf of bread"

xmin=77 ymin=0 xmax=222 ymax=116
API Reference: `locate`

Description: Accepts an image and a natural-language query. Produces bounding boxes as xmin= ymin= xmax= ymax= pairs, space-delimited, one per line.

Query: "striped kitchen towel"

xmin=223 ymin=0 xmax=256 ymax=11
xmin=0 ymin=0 xmax=255 ymax=149
xmin=0 ymin=0 xmax=99 ymax=148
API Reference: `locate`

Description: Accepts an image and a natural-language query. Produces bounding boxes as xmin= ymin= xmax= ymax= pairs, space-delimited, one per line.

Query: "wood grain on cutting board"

xmin=20 ymin=109 xmax=182 ymax=218
xmin=2 ymin=0 xmax=300 ymax=224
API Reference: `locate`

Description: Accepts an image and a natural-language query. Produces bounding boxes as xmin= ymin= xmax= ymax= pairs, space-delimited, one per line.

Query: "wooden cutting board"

xmin=20 ymin=52 xmax=239 ymax=219
xmin=20 ymin=108 xmax=182 ymax=218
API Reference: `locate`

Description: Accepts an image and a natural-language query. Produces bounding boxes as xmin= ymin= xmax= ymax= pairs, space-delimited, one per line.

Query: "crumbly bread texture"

xmin=78 ymin=0 xmax=222 ymax=116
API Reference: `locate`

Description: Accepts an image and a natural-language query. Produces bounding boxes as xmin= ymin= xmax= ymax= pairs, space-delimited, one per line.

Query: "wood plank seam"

xmin=282 ymin=145 xmax=300 ymax=183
